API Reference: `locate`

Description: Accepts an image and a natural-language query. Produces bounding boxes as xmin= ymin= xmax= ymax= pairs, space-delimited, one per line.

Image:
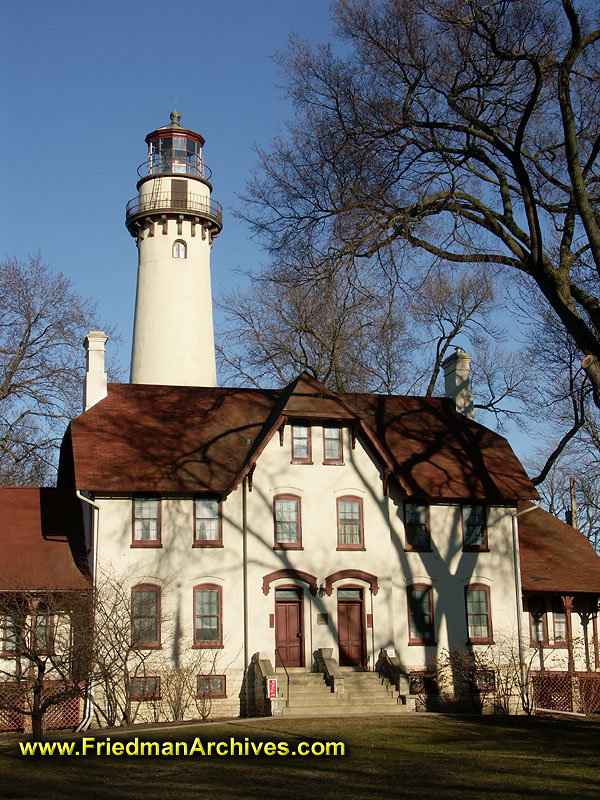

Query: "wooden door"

xmin=275 ymin=589 xmax=303 ymax=667
xmin=171 ymin=179 xmax=187 ymax=209
xmin=338 ymin=589 xmax=365 ymax=666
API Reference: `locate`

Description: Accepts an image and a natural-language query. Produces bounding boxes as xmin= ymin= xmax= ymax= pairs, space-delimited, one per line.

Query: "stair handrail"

xmin=274 ymin=648 xmax=290 ymax=707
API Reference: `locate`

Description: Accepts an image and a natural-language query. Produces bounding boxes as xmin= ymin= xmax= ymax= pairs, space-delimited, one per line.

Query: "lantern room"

xmin=141 ymin=110 xmax=207 ymax=180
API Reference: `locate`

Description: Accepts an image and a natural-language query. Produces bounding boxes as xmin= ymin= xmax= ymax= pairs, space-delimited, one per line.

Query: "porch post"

xmin=560 ymin=595 xmax=575 ymax=674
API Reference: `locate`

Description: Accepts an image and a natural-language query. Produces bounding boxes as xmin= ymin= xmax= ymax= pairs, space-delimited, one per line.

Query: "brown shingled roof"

xmin=62 ymin=375 xmax=538 ymax=501
xmin=518 ymin=501 xmax=600 ymax=594
xmin=0 ymin=487 xmax=89 ymax=591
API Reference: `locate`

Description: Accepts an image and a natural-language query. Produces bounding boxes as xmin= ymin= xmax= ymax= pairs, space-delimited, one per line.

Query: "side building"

xmin=0 ymin=487 xmax=90 ymax=734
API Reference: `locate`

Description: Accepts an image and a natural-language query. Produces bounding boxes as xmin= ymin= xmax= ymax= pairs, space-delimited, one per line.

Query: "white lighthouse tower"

xmin=126 ymin=111 xmax=223 ymax=386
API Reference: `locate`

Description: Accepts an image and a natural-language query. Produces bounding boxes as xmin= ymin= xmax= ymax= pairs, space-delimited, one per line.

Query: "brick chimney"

xmin=83 ymin=331 xmax=108 ymax=411
xmin=442 ymin=347 xmax=474 ymax=419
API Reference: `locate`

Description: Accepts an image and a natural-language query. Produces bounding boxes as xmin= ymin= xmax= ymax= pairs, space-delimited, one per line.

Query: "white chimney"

xmin=83 ymin=331 xmax=108 ymax=411
xmin=442 ymin=347 xmax=474 ymax=419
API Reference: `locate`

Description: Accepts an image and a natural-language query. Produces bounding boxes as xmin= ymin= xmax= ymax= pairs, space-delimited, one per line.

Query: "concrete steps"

xmin=277 ymin=668 xmax=415 ymax=717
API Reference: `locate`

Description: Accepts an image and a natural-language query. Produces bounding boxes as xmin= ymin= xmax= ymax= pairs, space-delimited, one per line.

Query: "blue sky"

xmin=3 ymin=1 xmax=538 ymax=462
xmin=2 ymin=0 xmax=334 ymax=368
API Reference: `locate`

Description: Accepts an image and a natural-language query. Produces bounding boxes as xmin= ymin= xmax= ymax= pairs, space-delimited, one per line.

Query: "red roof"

xmin=0 ymin=487 xmax=89 ymax=591
xmin=518 ymin=501 xmax=600 ymax=594
xmin=62 ymin=374 xmax=538 ymax=501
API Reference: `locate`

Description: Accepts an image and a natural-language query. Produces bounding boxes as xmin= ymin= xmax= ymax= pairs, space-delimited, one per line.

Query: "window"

xmin=408 ymin=671 xmax=438 ymax=695
xmin=1 ymin=614 xmax=19 ymax=655
xmin=131 ymin=676 xmax=160 ymax=701
xmin=131 ymin=585 xmax=161 ymax=648
xmin=197 ymin=674 xmax=226 ymax=698
xmin=291 ymin=425 xmax=311 ymax=463
xmin=273 ymin=495 xmax=302 ymax=549
xmin=404 ymin=502 xmax=431 ymax=551
xmin=465 ymin=585 xmax=493 ymax=643
xmin=462 ymin=504 xmax=488 ymax=550
xmin=552 ymin=597 xmax=568 ymax=645
xmin=193 ymin=585 xmax=222 ymax=647
xmin=132 ymin=496 xmax=161 ymax=547
xmin=471 ymin=670 xmax=495 ymax=693
xmin=407 ymin=585 xmax=435 ymax=645
xmin=323 ymin=427 xmax=343 ymax=464
xmin=33 ymin=613 xmax=54 ymax=654
xmin=194 ymin=498 xmax=222 ymax=547
xmin=172 ymin=239 xmax=187 ymax=258
xmin=528 ymin=596 xmax=548 ymax=646
xmin=336 ymin=496 xmax=364 ymax=549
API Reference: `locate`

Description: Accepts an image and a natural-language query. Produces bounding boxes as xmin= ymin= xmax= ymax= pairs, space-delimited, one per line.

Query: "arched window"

xmin=131 ymin=584 xmax=161 ymax=649
xmin=407 ymin=584 xmax=435 ymax=645
xmin=193 ymin=584 xmax=222 ymax=647
xmin=172 ymin=240 xmax=187 ymax=259
xmin=465 ymin=584 xmax=493 ymax=644
xmin=273 ymin=494 xmax=302 ymax=549
xmin=336 ymin=496 xmax=364 ymax=549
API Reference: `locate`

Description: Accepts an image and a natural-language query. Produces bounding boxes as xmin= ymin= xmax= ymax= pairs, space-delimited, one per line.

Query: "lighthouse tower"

xmin=126 ymin=111 xmax=223 ymax=386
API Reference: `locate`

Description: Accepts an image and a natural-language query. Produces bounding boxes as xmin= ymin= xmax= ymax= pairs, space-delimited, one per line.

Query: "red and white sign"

xmin=267 ymin=678 xmax=278 ymax=699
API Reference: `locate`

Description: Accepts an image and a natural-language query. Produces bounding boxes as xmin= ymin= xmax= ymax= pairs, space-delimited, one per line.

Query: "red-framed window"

xmin=1 ymin=614 xmax=19 ymax=656
xmin=131 ymin=584 xmax=161 ymax=649
xmin=407 ymin=585 xmax=435 ymax=645
xmin=552 ymin=597 xmax=568 ymax=646
xmin=273 ymin=495 xmax=302 ymax=549
xmin=131 ymin=676 xmax=160 ymax=701
xmin=197 ymin=674 xmax=227 ymax=698
xmin=336 ymin=496 xmax=364 ymax=550
xmin=528 ymin=595 xmax=548 ymax=646
xmin=32 ymin=612 xmax=54 ymax=655
xmin=470 ymin=670 xmax=495 ymax=693
xmin=465 ymin=584 xmax=493 ymax=644
xmin=408 ymin=671 xmax=438 ymax=695
xmin=291 ymin=425 xmax=312 ymax=463
xmin=404 ymin=502 xmax=431 ymax=551
xmin=461 ymin=504 xmax=488 ymax=551
xmin=193 ymin=585 xmax=223 ymax=648
xmin=132 ymin=496 xmax=161 ymax=547
xmin=194 ymin=497 xmax=222 ymax=547
xmin=323 ymin=427 xmax=343 ymax=464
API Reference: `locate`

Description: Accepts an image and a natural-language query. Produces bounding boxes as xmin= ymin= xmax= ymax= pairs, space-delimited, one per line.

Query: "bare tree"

xmin=90 ymin=568 xmax=172 ymax=728
xmin=0 ymin=588 xmax=90 ymax=740
xmin=217 ymin=253 xmax=534 ymax=432
xmin=0 ymin=254 xmax=119 ymax=485
xmin=218 ymin=255 xmax=413 ymax=393
xmin=244 ymin=0 xmax=600 ymax=410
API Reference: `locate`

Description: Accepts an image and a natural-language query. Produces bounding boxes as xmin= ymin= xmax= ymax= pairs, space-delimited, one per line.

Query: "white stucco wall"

xmin=87 ymin=420 xmax=597 ymax=719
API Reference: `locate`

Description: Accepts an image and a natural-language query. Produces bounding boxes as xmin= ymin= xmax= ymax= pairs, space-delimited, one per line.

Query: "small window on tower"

xmin=173 ymin=240 xmax=187 ymax=259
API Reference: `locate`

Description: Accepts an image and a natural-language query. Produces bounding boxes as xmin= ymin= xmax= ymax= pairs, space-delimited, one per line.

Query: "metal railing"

xmin=136 ymin=158 xmax=213 ymax=182
xmin=125 ymin=191 xmax=223 ymax=228
xmin=274 ymin=648 xmax=290 ymax=707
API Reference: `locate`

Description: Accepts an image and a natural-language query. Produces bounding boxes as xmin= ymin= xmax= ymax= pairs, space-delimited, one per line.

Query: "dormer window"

xmin=291 ymin=425 xmax=311 ymax=463
xmin=172 ymin=240 xmax=187 ymax=259
xmin=323 ymin=427 xmax=343 ymax=464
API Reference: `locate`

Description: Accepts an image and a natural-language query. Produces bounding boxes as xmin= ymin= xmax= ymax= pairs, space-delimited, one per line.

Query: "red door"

xmin=275 ymin=588 xmax=303 ymax=667
xmin=338 ymin=589 xmax=365 ymax=666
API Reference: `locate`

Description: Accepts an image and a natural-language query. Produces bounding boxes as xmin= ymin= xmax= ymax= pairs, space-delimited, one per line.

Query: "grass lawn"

xmin=1 ymin=714 xmax=599 ymax=800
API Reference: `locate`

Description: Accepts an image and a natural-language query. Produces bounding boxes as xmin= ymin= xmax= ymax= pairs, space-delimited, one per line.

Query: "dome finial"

xmin=170 ymin=109 xmax=181 ymax=126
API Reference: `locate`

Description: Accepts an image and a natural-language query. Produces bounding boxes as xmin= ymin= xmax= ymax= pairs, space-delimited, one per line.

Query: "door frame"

xmin=337 ymin=585 xmax=366 ymax=667
xmin=274 ymin=585 xmax=304 ymax=668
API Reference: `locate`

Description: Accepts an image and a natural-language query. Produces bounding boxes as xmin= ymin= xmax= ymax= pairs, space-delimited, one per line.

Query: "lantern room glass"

xmin=149 ymin=135 xmax=203 ymax=176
